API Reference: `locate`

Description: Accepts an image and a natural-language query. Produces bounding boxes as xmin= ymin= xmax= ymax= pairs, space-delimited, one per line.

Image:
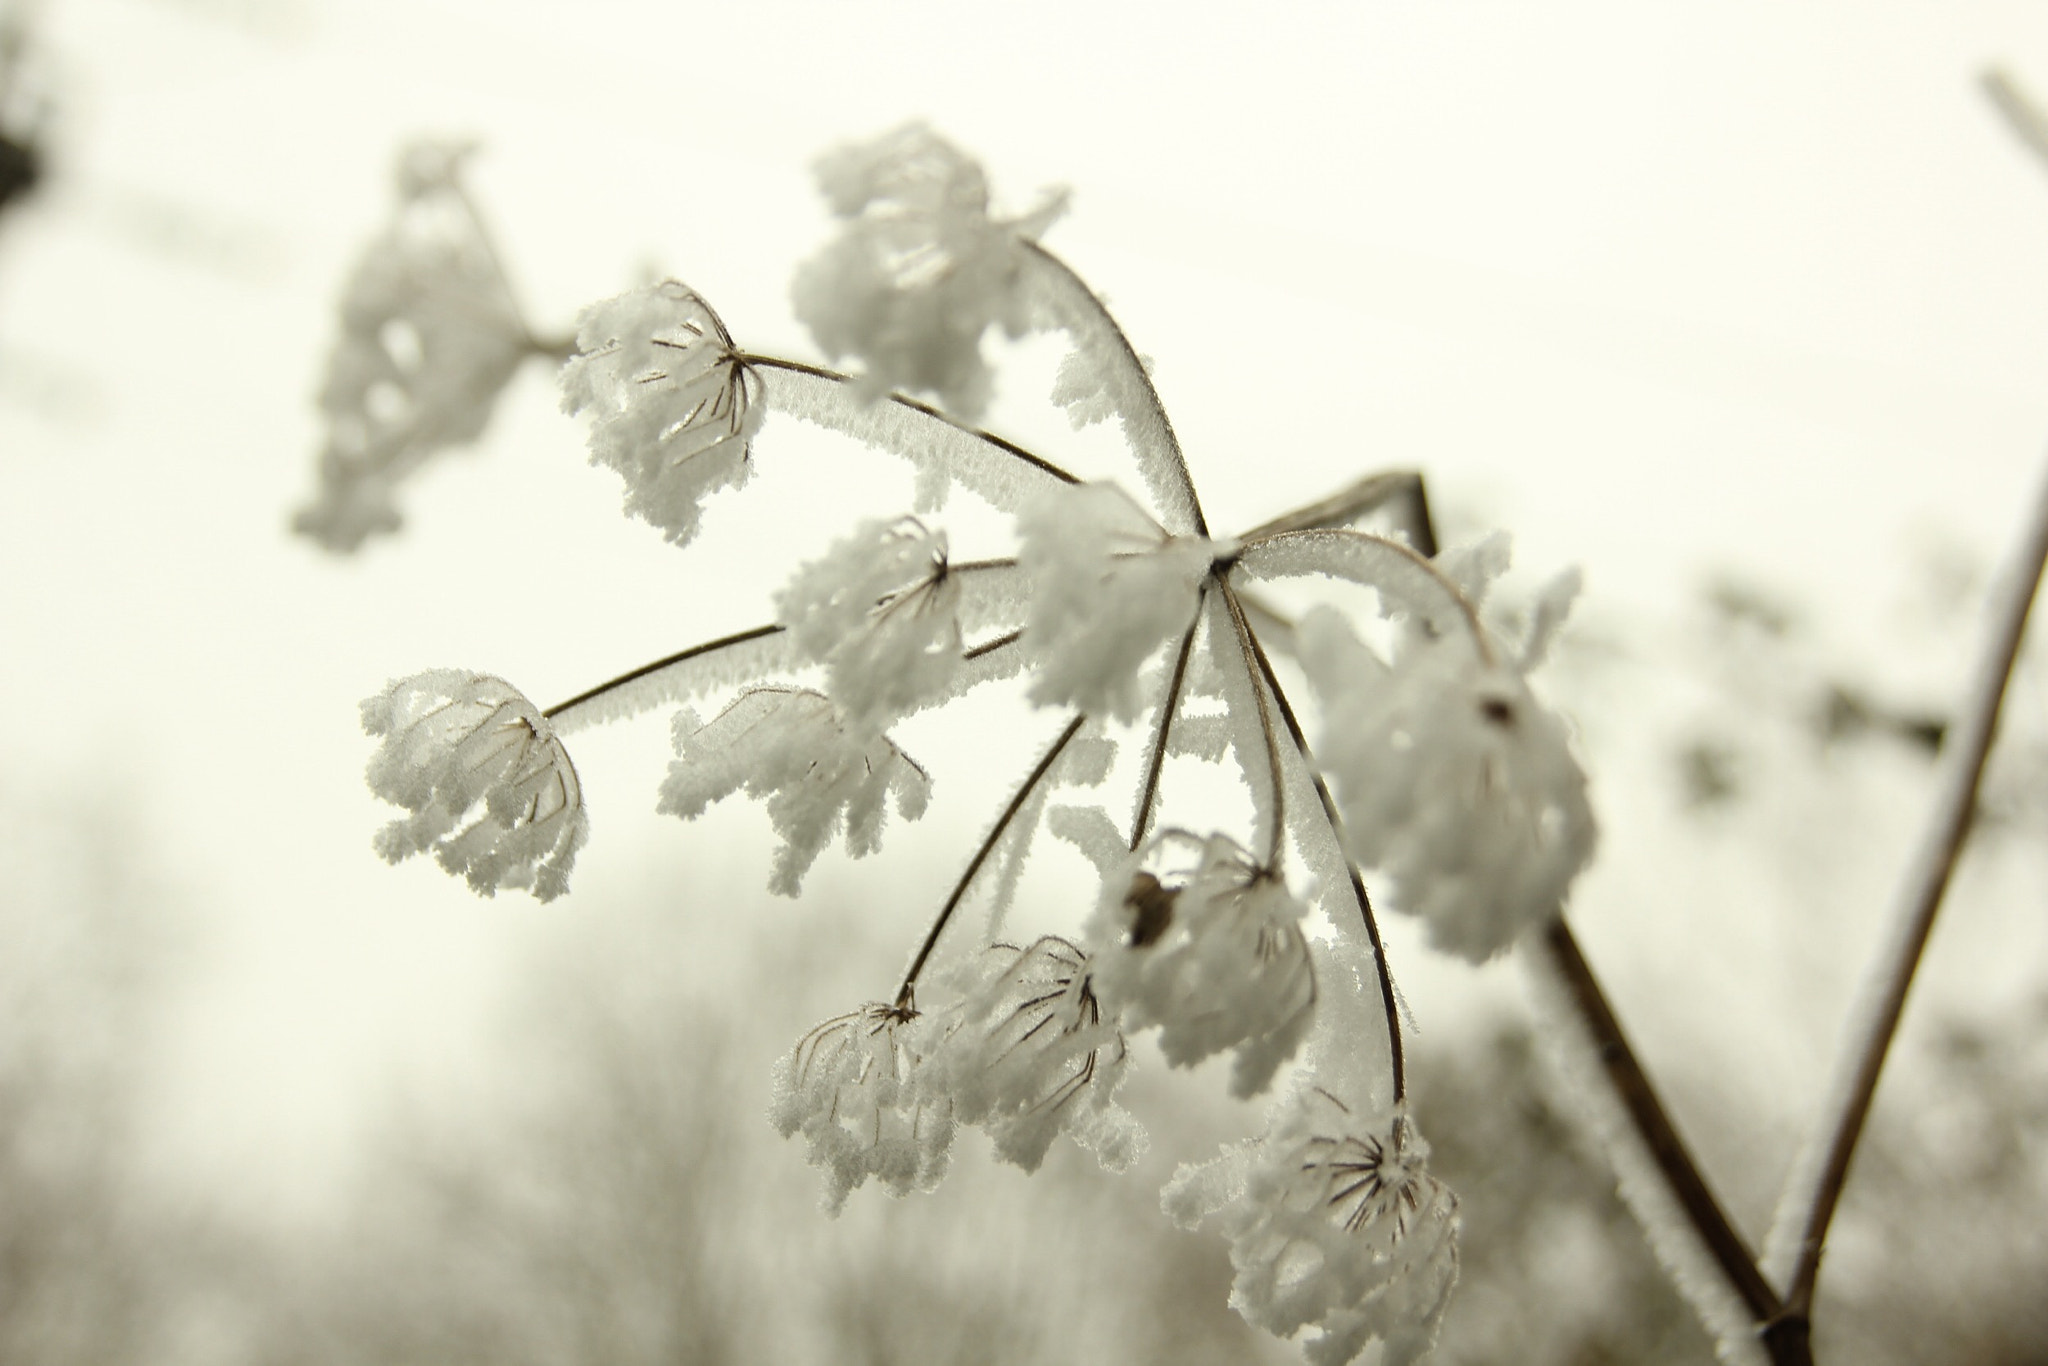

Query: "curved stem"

xmin=744 ymin=354 xmax=1083 ymax=488
xmin=1235 ymin=470 xmax=1425 ymax=542
xmin=894 ymin=714 xmax=1088 ymax=1010
xmin=1221 ymin=585 xmax=1287 ymax=871
xmin=1129 ymin=595 xmax=1206 ymax=851
xmin=1775 ymin=458 xmax=2048 ymax=1318
xmin=1237 ymin=611 xmax=1406 ymax=1103
xmin=1022 ymin=240 xmax=1209 ymax=538
xmin=1239 ymin=527 xmax=1495 ymax=666
xmin=543 ymin=624 xmax=785 ymax=722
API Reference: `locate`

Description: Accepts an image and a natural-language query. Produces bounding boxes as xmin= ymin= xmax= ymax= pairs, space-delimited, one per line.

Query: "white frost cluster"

xmin=559 ymin=280 xmax=763 ymax=547
xmin=926 ymin=936 xmax=1144 ymax=1173
xmin=298 ymin=140 xmax=532 ymax=553
xmin=1088 ymin=833 xmax=1315 ymax=1099
xmin=658 ymin=687 xmax=930 ymax=896
xmin=1018 ymin=482 xmax=1213 ymax=722
xmin=1165 ymin=1089 xmax=1460 ymax=1366
xmin=770 ymin=1002 xmax=954 ymax=1215
xmin=1300 ymin=603 xmax=1596 ymax=964
xmin=360 ymin=670 xmax=587 ymax=901
xmin=792 ymin=122 xmax=1066 ymax=419
xmin=774 ymin=516 xmax=963 ymax=733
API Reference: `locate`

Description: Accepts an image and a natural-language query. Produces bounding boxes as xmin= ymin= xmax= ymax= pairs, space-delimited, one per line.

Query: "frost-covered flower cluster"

xmin=296 ymin=141 xmax=550 ymax=553
xmin=338 ymin=124 xmax=1620 ymax=1364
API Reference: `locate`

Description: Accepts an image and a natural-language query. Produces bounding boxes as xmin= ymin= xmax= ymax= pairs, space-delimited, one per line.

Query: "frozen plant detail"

xmin=336 ymin=118 xmax=2048 ymax=1366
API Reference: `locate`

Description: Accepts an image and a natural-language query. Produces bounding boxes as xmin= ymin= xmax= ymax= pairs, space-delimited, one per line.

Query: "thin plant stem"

xmin=1130 ymin=599 xmax=1206 ymax=851
xmin=894 ymin=714 xmax=1088 ymax=1010
xmin=1221 ymin=585 xmax=1288 ymax=870
xmin=1774 ymin=459 xmax=2048 ymax=1319
xmin=1240 ymin=526 xmax=1495 ymax=666
xmin=1537 ymin=920 xmax=1786 ymax=1328
xmin=1022 ymin=240 xmax=1209 ymax=538
xmin=1237 ymin=611 xmax=1406 ymax=1104
xmin=544 ymin=624 xmax=785 ymax=721
xmin=745 ymin=354 xmax=1084 ymax=488
xmin=1236 ymin=470 xmax=1425 ymax=542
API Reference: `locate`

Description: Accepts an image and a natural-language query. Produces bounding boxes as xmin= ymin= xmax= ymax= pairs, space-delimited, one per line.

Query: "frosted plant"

xmin=333 ymin=111 xmax=2048 ymax=1366
xmin=361 ymin=670 xmax=587 ymax=901
xmin=657 ymin=687 xmax=930 ymax=897
xmin=792 ymin=121 xmax=1066 ymax=418
xmin=296 ymin=140 xmax=566 ymax=553
xmin=770 ymin=1001 xmax=954 ymax=1214
xmin=1166 ymin=1087 xmax=1460 ymax=1366
xmin=1088 ymin=830 xmax=1315 ymax=1098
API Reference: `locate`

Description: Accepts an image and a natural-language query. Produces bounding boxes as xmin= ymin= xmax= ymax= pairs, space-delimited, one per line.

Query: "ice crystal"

xmin=1088 ymin=833 xmax=1315 ymax=1098
xmin=297 ymin=140 xmax=532 ymax=552
xmin=559 ymin=280 xmax=762 ymax=547
xmin=1018 ymin=481 xmax=1213 ymax=722
xmin=1164 ymin=1089 xmax=1460 ymax=1366
xmin=792 ymin=122 xmax=1065 ymax=418
xmin=657 ymin=688 xmax=930 ymax=896
xmin=774 ymin=516 xmax=963 ymax=733
xmin=360 ymin=670 xmax=587 ymax=901
xmin=1299 ymin=607 xmax=1596 ymax=963
xmin=926 ymin=936 xmax=1144 ymax=1173
xmin=770 ymin=1002 xmax=954 ymax=1214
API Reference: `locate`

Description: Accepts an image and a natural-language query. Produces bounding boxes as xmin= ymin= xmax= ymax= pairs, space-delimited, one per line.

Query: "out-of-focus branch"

xmin=1768 ymin=459 xmax=2048 ymax=1318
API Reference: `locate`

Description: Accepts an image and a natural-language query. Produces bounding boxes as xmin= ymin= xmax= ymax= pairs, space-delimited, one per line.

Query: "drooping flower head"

xmin=1165 ymin=1088 xmax=1460 ymax=1366
xmin=1300 ymin=588 xmax=1596 ymax=963
xmin=1018 ymin=481 xmax=1213 ymax=723
xmin=559 ymin=280 xmax=763 ymax=548
xmin=792 ymin=122 xmax=1066 ymax=419
xmin=658 ymin=687 xmax=930 ymax=897
xmin=774 ymin=516 xmax=963 ymax=734
xmin=770 ymin=1001 xmax=955 ymax=1215
xmin=925 ymin=936 xmax=1144 ymax=1174
xmin=1088 ymin=832 xmax=1315 ymax=1098
xmin=361 ymin=670 xmax=587 ymax=901
xmin=297 ymin=140 xmax=533 ymax=553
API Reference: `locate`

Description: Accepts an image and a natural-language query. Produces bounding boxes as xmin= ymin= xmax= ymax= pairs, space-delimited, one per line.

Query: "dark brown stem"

xmin=745 ymin=354 xmax=1083 ymax=488
xmin=1235 ymin=470 xmax=1425 ymax=542
xmin=1538 ymin=920 xmax=1786 ymax=1330
xmin=894 ymin=714 xmax=1088 ymax=1009
xmin=1237 ymin=607 xmax=1406 ymax=1103
xmin=1777 ymin=460 xmax=2048 ymax=1318
xmin=1221 ymin=586 xmax=1287 ymax=870
xmin=1130 ymin=599 xmax=1205 ymax=850
xmin=543 ymin=624 xmax=785 ymax=720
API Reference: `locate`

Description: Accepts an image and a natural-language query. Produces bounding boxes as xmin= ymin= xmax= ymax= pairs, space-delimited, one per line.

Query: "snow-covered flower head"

xmin=559 ymin=280 xmax=763 ymax=548
xmin=770 ymin=1001 xmax=954 ymax=1215
xmin=792 ymin=122 xmax=1066 ymax=418
xmin=297 ymin=140 xmax=532 ymax=553
xmin=774 ymin=516 xmax=963 ymax=734
xmin=361 ymin=670 xmax=588 ymax=901
xmin=1300 ymin=595 xmax=1596 ymax=963
xmin=1165 ymin=1088 xmax=1460 ymax=1366
xmin=657 ymin=687 xmax=930 ymax=897
xmin=1088 ymin=832 xmax=1315 ymax=1098
xmin=1019 ymin=481 xmax=1213 ymax=723
xmin=925 ymin=936 xmax=1144 ymax=1174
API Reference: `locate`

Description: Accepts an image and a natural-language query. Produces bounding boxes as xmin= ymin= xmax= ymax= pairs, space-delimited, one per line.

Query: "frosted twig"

xmin=1022 ymin=240 xmax=1209 ymax=538
xmin=1239 ymin=608 xmax=1408 ymax=1105
xmin=1129 ymin=603 xmax=1206 ymax=850
xmin=1236 ymin=527 xmax=1494 ymax=664
xmin=894 ymin=714 xmax=1088 ymax=1009
xmin=544 ymin=624 xmax=790 ymax=730
xmin=1767 ymin=459 xmax=2048 ymax=1321
xmin=1236 ymin=469 xmax=1434 ymax=549
xmin=1983 ymin=67 xmax=2048 ymax=175
xmin=1221 ymin=585 xmax=1288 ymax=870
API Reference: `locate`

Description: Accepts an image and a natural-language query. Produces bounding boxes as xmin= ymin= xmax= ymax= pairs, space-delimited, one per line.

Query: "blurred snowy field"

xmin=0 ymin=2 xmax=2044 ymax=1354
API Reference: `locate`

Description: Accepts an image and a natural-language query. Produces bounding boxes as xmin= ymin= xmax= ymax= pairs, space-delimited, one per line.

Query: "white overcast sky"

xmin=3 ymin=0 xmax=2046 ymax=1217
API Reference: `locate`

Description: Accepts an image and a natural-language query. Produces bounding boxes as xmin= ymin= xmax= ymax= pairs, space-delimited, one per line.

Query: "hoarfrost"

xmin=658 ymin=688 xmax=929 ymax=896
